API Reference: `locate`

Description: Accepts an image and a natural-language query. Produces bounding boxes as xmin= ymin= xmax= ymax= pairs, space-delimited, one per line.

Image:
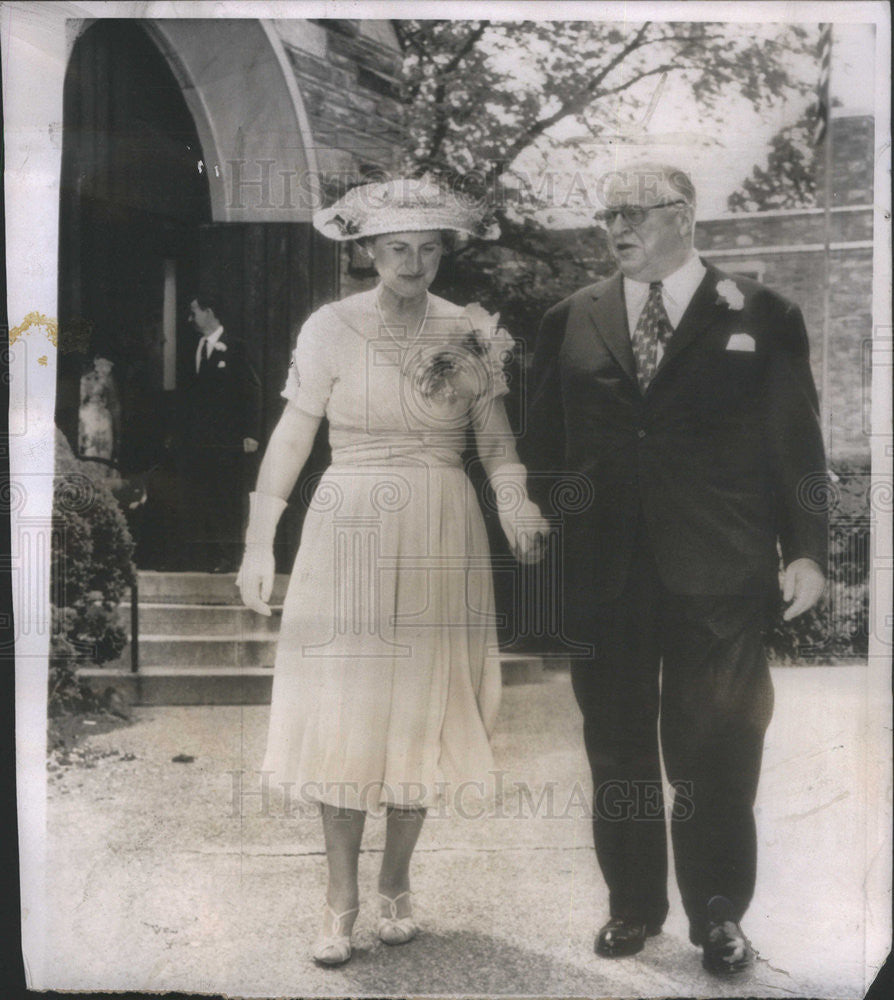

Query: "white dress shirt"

xmin=623 ymin=252 xmax=706 ymax=363
xmin=195 ymin=325 xmax=224 ymax=373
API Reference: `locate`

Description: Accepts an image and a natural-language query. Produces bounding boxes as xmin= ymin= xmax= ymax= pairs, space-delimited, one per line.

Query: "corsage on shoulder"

xmin=412 ymin=303 xmax=515 ymax=405
xmin=460 ymin=303 xmax=515 ymax=385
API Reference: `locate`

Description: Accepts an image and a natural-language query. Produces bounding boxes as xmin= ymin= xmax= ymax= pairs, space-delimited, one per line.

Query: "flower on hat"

xmin=313 ymin=174 xmax=500 ymax=242
xmin=332 ymin=214 xmax=361 ymax=237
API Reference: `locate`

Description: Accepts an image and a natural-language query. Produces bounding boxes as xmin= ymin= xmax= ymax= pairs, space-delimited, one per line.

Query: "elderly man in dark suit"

xmin=181 ymin=292 xmax=262 ymax=572
xmin=524 ymin=163 xmax=827 ymax=974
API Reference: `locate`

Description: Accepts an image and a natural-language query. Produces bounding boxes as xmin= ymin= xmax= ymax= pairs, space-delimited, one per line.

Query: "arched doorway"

xmin=58 ymin=18 xmax=213 ymax=568
xmin=58 ymin=19 xmax=376 ymax=576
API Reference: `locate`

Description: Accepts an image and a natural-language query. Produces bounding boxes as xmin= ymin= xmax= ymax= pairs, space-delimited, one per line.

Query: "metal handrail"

xmin=130 ymin=578 xmax=139 ymax=673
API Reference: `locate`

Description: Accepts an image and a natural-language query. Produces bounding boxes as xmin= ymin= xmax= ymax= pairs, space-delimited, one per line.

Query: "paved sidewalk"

xmin=42 ymin=666 xmax=881 ymax=997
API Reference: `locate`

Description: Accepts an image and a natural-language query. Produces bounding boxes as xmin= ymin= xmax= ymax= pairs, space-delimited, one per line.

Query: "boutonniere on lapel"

xmin=213 ymin=341 xmax=227 ymax=368
xmin=716 ymin=279 xmax=745 ymax=311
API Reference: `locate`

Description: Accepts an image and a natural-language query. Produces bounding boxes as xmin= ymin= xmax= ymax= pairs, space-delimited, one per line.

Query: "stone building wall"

xmin=273 ymin=19 xmax=406 ymax=187
xmin=700 ymin=245 xmax=873 ymax=462
xmin=271 ymin=20 xmax=407 ymax=300
xmin=698 ymin=207 xmax=872 ymax=250
xmin=815 ymin=114 xmax=875 ymax=207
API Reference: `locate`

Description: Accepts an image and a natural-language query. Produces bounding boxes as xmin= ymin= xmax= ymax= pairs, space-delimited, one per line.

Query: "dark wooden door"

xmin=58 ymin=19 xmax=211 ymax=568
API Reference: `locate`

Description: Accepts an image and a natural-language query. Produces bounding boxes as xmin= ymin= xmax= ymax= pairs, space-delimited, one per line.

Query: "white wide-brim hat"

xmin=313 ymin=174 xmax=500 ymax=242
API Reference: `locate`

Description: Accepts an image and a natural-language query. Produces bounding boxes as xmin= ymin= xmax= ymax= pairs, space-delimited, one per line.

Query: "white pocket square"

xmin=217 ymin=360 xmax=226 ymax=368
xmin=726 ymin=333 xmax=755 ymax=352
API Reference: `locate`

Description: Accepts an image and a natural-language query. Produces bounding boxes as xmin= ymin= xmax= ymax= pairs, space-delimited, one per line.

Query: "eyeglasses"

xmin=594 ymin=200 xmax=688 ymax=227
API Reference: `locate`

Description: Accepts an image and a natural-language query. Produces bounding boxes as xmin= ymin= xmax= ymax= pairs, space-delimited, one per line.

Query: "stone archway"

xmin=58 ymin=18 xmax=215 ymax=567
xmin=143 ymin=18 xmax=321 ymax=222
xmin=57 ymin=17 xmax=339 ymax=570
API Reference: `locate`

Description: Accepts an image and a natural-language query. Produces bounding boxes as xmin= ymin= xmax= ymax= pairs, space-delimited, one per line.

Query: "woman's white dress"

xmin=262 ymin=288 xmax=504 ymax=811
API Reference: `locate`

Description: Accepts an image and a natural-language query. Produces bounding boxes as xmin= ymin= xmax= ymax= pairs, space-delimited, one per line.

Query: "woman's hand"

xmin=496 ymin=496 xmax=549 ymax=564
xmin=472 ymin=404 xmax=549 ymax=564
xmin=238 ymin=409 xmax=321 ymax=616
xmin=490 ymin=462 xmax=549 ymax=563
xmin=236 ymin=545 xmax=276 ymax=616
xmin=237 ymin=491 xmax=289 ymax=616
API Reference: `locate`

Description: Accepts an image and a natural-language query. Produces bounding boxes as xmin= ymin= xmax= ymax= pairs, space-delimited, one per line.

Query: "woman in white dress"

xmin=237 ymin=177 xmax=547 ymax=966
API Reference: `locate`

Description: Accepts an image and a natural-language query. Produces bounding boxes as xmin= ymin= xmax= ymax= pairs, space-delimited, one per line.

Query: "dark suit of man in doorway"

xmin=525 ymin=162 xmax=827 ymax=975
xmin=181 ymin=293 xmax=262 ymax=572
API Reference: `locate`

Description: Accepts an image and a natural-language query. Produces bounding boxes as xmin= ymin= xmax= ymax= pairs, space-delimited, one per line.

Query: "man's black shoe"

xmin=595 ymin=917 xmax=662 ymax=958
xmin=700 ymin=896 xmax=753 ymax=975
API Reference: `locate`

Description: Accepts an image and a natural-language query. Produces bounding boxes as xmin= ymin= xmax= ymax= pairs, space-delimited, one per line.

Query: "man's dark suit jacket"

xmin=182 ymin=331 xmax=262 ymax=453
xmin=524 ymin=262 xmax=828 ymax=627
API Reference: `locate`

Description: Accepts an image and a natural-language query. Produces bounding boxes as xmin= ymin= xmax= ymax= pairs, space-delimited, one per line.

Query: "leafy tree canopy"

xmin=388 ymin=20 xmax=817 ymax=340
xmin=395 ymin=20 xmax=813 ymax=189
xmin=726 ymin=102 xmax=839 ymax=212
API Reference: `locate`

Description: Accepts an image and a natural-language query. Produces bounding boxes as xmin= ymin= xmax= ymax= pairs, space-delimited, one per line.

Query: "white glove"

xmin=236 ymin=491 xmax=288 ymax=616
xmin=490 ymin=463 xmax=548 ymax=564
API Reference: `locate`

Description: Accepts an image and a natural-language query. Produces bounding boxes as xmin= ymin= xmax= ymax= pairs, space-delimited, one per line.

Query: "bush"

xmin=50 ymin=429 xmax=135 ymax=716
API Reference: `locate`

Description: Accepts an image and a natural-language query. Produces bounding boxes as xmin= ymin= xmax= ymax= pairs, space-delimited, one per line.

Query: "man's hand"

xmin=782 ymin=558 xmax=826 ymax=621
xmin=243 ymin=437 xmax=259 ymax=453
xmin=236 ymin=546 xmax=275 ymax=616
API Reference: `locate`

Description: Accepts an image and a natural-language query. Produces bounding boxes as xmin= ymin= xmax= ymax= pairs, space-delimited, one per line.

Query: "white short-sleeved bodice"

xmin=262 ymin=288 xmax=506 ymax=811
xmin=281 ymin=287 xmax=508 ymax=466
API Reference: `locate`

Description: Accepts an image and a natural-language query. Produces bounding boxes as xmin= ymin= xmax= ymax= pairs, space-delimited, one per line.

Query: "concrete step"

xmin=122 ymin=602 xmax=282 ymax=637
xmin=114 ymin=642 xmax=550 ymax=675
xmin=499 ymin=653 xmax=545 ymax=685
xmin=115 ymin=634 xmax=278 ymax=668
xmin=80 ymin=656 xmax=567 ymax=706
xmin=79 ymin=667 xmax=275 ymax=706
xmin=133 ymin=571 xmax=290 ymax=605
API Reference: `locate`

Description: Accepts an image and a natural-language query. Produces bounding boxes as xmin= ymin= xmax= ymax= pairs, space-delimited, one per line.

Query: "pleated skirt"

xmin=262 ymin=462 xmax=502 ymax=811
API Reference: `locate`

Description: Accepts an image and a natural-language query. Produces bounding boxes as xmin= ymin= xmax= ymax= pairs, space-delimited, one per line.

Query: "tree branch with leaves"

xmin=727 ymin=103 xmax=825 ymax=212
xmin=387 ymin=19 xmax=817 ymax=346
xmin=393 ymin=20 xmax=814 ymax=191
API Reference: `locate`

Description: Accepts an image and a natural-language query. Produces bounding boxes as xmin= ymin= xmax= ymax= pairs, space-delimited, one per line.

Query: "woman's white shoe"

xmin=377 ymin=891 xmax=418 ymax=945
xmin=312 ymin=904 xmax=358 ymax=966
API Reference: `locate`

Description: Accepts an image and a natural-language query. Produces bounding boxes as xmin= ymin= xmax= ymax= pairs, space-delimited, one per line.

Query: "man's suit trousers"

xmin=181 ymin=446 xmax=247 ymax=569
xmin=570 ymin=525 xmax=774 ymax=940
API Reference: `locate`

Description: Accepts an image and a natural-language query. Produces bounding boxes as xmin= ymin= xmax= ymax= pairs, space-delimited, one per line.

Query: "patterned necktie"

xmin=631 ymin=281 xmax=673 ymax=391
xmin=198 ymin=337 xmax=210 ymax=373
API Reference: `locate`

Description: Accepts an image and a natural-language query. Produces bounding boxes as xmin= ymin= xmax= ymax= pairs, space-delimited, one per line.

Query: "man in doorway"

xmin=181 ymin=292 xmax=261 ymax=572
xmin=524 ymin=163 xmax=827 ymax=974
